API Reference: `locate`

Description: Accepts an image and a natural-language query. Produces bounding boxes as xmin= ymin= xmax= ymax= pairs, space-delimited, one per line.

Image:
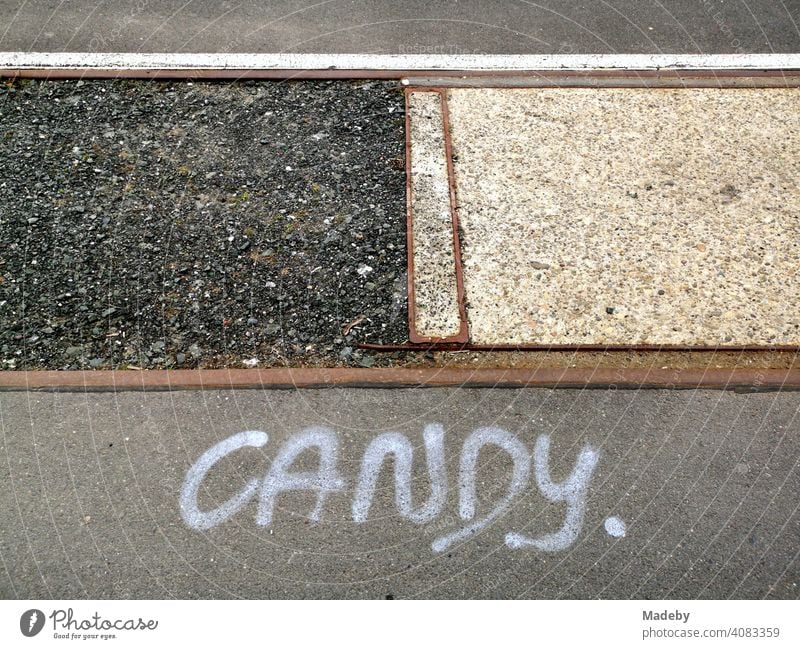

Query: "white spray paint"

xmin=256 ymin=427 xmax=345 ymax=526
xmin=604 ymin=516 xmax=627 ymax=538
xmin=352 ymin=423 xmax=447 ymax=524
xmin=179 ymin=424 xmax=623 ymax=552
xmin=179 ymin=430 xmax=268 ymax=531
xmin=431 ymin=427 xmax=530 ymax=553
xmin=505 ymin=435 xmax=599 ymax=551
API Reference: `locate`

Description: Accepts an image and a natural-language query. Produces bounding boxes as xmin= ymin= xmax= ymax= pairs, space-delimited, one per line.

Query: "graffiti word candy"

xmin=180 ymin=424 xmax=624 ymax=553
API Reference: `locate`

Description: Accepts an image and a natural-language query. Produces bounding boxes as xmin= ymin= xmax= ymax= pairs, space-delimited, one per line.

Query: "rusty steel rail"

xmin=403 ymin=70 xmax=800 ymax=88
xmin=438 ymin=88 xmax=470 ymax=342
xmin=400 ymin=79 xmax=800 ymax=354
xmin=406 ymin=88 xmax=470 ymax=344
xmin=0 ymin=368 xmax=797 ymax=392
xmin=359 ymin=342 xmax=800 ymax=352
xmin=4 ymin=67 xmax=798 ymax=355
xmin=1 ymin=68 xmax=799 ymax=84
xmin=1 ymin=68 xmax=410 ymax=80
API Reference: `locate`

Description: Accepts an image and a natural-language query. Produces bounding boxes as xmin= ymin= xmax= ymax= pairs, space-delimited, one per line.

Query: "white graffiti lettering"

xmin=179 ymin=430 xmax=268 ymax=530
xmin=179 ymin=424 xmax=623 ymax=553
xmin=431 ymin=427 xmax=530 ymax=553
xmin=505 ymin=435 xmax=599 ymax=551
xmin=257 ymin=427 xmax=345 ymax=526
xmin=352 ymin=423 xmax=447 ymax=524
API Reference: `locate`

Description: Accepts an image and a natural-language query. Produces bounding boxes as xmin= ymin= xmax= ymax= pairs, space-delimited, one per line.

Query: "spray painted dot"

xmin=604 ymin=516 xmax=626 ymax=538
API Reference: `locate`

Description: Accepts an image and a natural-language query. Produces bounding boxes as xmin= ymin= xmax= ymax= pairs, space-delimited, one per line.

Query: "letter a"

xmin=257 ymin=427 xmax=345 ymax=526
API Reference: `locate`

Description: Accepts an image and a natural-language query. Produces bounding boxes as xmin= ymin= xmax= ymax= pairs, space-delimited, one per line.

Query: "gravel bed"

xmin=0 ymin=78 xmax=408 ymax=369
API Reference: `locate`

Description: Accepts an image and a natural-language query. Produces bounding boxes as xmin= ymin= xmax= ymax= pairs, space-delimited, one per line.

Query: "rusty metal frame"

xmin=0 ymin=68 xmax=411 ymax=80
xmin=3 ymin=66 xmax=798 ymax=354
xmin=359 ymin=342 xmax=800 ymax=352
xmin=0 ymin=367 xmax=797 ymax=391
xmin=400 ymin=74 xmax=800 ymax=353
xmin=405 ymin=87 xmax=469 ymax=344
xmin=403 ymin=70 xmax=800 ymax=88
xmin=1 ymin=68 xmax=799 ymax=83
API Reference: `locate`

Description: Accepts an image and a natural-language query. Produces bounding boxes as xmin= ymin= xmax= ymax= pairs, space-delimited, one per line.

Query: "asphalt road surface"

xmin=1 ymin=387 xmax=797 ymax=599
xmin=1 ymin=0 xmax=799 ymax=606
xmin=0 ymin=0 xmax=798 ymax=54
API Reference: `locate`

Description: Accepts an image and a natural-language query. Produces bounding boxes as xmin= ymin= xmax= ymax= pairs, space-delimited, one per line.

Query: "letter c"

xmin=179 ymin=430 xmax=268 ymax=530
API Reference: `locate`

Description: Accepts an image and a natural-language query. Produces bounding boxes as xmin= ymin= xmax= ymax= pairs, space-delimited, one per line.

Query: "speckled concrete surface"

xmin=409 ymin=91 xmax=462 ymax=339
xmin=446 ymin=87 xmax=800 ymax=346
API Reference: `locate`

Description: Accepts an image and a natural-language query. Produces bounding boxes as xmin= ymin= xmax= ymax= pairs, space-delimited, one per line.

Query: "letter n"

xmin=352 ymin=423 xmax=447 ymax=524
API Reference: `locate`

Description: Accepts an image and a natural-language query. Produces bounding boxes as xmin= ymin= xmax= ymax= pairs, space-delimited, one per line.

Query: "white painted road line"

xmin=1 ymin=52 xmax=800 ymax=71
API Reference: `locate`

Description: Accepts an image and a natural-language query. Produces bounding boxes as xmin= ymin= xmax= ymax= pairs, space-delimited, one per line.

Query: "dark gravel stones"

xmin=0 ymin=78 xmax=408 ymax=369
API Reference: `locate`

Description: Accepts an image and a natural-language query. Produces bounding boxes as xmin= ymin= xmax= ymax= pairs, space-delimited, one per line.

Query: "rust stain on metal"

xmin=359 ymin=342 xmax=800 ymax=352
xmin=406 ymin=87 xmax=469 ymax=344
xmin=0 ymin=368 xmax=797 ymax=391
xmin=1 ymin=68 xmax=799 ymax=83
xmin=438 ymin=88 xmax=470 ymax=343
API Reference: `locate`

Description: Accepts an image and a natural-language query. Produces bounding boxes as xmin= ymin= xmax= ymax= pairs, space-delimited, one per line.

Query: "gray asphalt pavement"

xmin=0 ymin=0 xmax=797 ymax=54
xmin=1 ymin=0 xmax=799 ymax=607
xmin=1 ymin=387 xmax=797 ymax=599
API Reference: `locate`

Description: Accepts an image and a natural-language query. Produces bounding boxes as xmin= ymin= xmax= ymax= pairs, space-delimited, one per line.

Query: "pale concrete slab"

xmin=408 ymin=91 xmax=462 ymax=339
xmin=444 ymin=87 xmax=800 ymax=346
